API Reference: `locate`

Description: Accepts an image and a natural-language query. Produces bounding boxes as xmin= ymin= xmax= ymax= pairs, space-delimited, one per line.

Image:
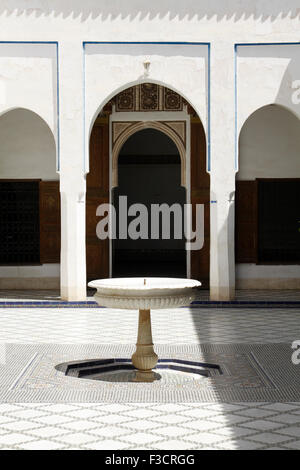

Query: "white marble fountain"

xmin=88 ymin=277 xmax=201 ymax=382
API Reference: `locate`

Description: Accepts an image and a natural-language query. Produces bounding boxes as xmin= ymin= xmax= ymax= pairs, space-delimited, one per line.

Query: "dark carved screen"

xmin=258 ymin=180 xmax=300 ymax=263
xmin=112 ymin=84 xmax=184 ymax=113
xmin=0 ymin=181 xmax=40 ymax=264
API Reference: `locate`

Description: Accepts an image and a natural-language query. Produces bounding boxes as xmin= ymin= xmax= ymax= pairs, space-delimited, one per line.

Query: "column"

xmin=59 ymin=42 xmax=87 ymax=301
xmin=209 ymin=42 xmax=236 ymax=300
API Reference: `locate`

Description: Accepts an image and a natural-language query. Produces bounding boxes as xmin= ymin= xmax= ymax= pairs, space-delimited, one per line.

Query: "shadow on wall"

xmin=238 ymin=46 xmax=300 ymax=125
xmin=0 ymin=0 xmax=299 ymax=23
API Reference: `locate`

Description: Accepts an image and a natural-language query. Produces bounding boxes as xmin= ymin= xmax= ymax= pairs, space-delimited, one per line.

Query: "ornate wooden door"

xmin=190 ymin=119 xmax=210 ymax=287
xmin=86 ymin=120 xmax=110 ymax=281
xmin=39 ymin=181 xmax=60 ymax=263
xmin=235 ymin=180 xmax=258 ymax=263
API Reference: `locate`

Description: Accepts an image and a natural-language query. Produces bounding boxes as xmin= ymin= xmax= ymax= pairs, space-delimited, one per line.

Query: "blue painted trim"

xmin=207 ymin=43 xmax=211 ymax=172
xmin=235 ymin=42 xmax=300 ymax=47
xmin=82 ymin=41 xmax=211 ymax=172
xmin=234 ymin=41 xmax=300 ymax=171
xmin=56 ymin=42 xmax=60 ymax=172
xmin=0 ymin=41 xmax=58 ymax=44
xmin=83 ymin=44 xmax=86 ymax=173
xmin=234 ymin=44 xmax=238 ymax=171
xmin=0 ymin=40 xmax=60 ymax=171
xmin=83 ymin=41 xmax=210 ymax=46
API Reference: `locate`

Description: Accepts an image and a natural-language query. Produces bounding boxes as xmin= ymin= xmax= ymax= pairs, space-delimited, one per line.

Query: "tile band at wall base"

xmin=0 ymin=278 xmax=60 ymax=290
xmin=236 ymin=278 xmax=300 ymax=290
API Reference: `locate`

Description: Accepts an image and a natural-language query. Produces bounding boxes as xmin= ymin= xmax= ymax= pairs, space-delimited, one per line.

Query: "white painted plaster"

xmin=85 ymin=43 xmax=209 ymax=167
xmin=0 ymin=2 xmax=299 ymax=298
xmin=0 ymin=264 xmax=60 ymax=289
xmin=0 ymin=108 xmax=57 ymax=180
xmin=236 ymin=264 xmax=300 ymax=289
xmin=0 ymin=264 xmax=59 ymax=278
xmin=0 ymin=42 xmax=58 ymax=154
xmin=238 ymin=104 xmax=300 ymax=180
xmin=237 ymin=44 xmax=300 ymax=138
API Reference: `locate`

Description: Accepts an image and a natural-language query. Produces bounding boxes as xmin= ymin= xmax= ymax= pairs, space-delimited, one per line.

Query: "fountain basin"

xmin=88 ymin=277 xmax=201 ymax=382
xmin=88 ymin=277 xmax=201 ymax=310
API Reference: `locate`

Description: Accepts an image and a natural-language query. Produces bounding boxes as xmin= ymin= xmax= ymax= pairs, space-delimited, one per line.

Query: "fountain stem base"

xmin=133 ymin=370 xmax=159 ymax=382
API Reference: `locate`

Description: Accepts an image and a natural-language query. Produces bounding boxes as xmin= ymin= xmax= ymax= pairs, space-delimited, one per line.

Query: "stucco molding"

xmin=111 ymin=120 xmax=186 ymax=188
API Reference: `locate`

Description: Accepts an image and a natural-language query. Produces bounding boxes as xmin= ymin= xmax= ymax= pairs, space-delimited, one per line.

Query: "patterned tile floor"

xmin=0 ymin=303 xmax=299 ymax=449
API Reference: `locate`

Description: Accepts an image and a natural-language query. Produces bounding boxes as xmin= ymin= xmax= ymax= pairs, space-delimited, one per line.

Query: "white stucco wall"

xmin=237 ymin=104 xmax=300 ymax=180
xmin=0 ymin=265 xmax=60 ymax=289
xmin=0 ymin=108 xmax=57 ymax=180
xmin=236 ymin=44 xmax=300 ymax=136
xmin=84 ymin=42 xmax=209 ymax=173
xmin=0 ymin=42 xmax=58 ymax=148
xmin=236 ymin=264 xmax=300 ymax=290
xmin=0 ymin=1 xmax=299 ymax=294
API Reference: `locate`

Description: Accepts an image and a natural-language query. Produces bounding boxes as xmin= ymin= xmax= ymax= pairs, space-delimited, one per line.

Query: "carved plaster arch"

xmin=112 ymin=120 xmax=186 ymax=188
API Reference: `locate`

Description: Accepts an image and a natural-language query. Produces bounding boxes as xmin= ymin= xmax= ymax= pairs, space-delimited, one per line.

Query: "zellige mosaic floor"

xmin=0 ymin=302 xmax=299 ymax=449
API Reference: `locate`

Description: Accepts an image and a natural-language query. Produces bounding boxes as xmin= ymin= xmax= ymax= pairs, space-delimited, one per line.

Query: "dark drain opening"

xmin=56 ymin=358 xmax=222 ymax=380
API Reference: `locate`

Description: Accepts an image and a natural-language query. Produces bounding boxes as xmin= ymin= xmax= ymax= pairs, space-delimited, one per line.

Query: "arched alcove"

xmin=0 ymin=108 xmax=59 ymax=287
xmin=111 ymin=121 xmax=187 ymax=188
xmin=113 ymin=128 xmax=186 ymax=277
xmin=237 ymin=104 xmax=300 ymax=180
xmin=235 ymin=104 xmax=300 ymax=287
xmin=0 ymin=108 xmax=57 ymax=180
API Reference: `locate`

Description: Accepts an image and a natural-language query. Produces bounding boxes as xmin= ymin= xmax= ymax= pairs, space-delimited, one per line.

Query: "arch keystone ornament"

xmin=143 ymin=59 xmax=151 ymax=77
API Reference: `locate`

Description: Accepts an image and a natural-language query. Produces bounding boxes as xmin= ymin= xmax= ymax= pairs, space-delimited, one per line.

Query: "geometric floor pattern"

xmin=1 ymin=402 xmax=300 ymax=450
xmin=0 ymin=306 xmax=298 ymax=345
xmin=0 ymin=302 xmax=299 ymax=449
xmin=1 ymin=343 xmax=300 ymax=403
xmin=0 ymin=307 xmax=300 ymax=345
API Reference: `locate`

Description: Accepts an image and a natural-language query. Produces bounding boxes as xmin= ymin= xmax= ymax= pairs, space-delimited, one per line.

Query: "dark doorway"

xmin=113 ymin=128 xmax=186 ymax=277
xmin=0 ymin=181 xmax=40 ymax=264
xmin=258 ymin=179 xmax=300 ymax=263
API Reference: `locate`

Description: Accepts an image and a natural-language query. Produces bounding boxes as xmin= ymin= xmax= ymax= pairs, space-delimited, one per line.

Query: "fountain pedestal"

xmin=131 ymin=309 xmax=158 ymax=382
xmin=88 ymin=277 xmax=201 ymax=382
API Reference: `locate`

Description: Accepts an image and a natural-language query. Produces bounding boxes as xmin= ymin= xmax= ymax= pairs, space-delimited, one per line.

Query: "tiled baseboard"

xmin=0 ymin=278 xmax=60 ymax=289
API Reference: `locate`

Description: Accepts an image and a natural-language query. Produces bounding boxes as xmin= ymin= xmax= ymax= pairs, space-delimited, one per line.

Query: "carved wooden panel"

xmin=190 ymin=121 xmax=210 ymax=288
xmin=39 ymin=181 xmax=60 ymax=264
xmin=113 ymin=84 xmax=184 ymax=113
xmin=86 ymin=122 xmax=109 ymax=281
xmin=111 ymin=120 xmax=187 ymax=189
xmin=235 ymin=180 xmax=258 ymax=263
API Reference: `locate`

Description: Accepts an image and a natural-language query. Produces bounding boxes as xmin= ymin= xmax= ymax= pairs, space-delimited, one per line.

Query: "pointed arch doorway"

xmin=113 ymin=127 xmax=186 ymax=277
